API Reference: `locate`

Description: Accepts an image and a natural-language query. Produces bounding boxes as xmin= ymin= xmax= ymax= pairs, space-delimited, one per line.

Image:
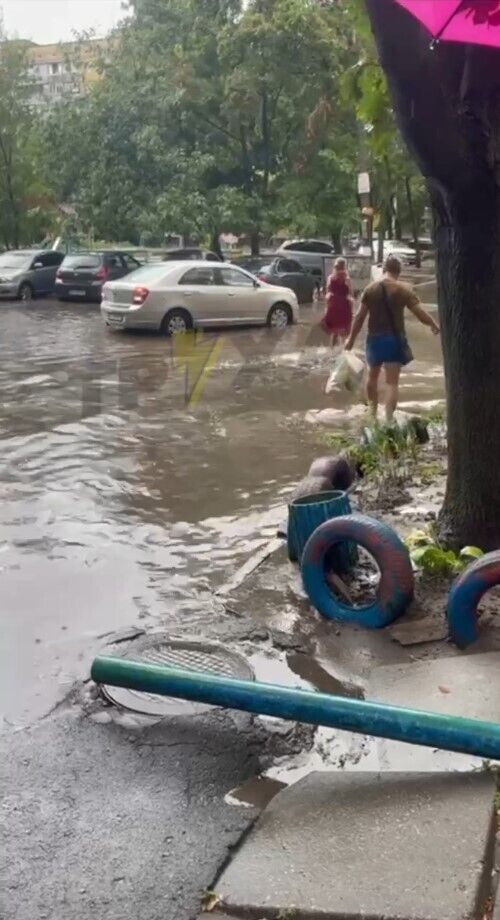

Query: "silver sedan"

xmin=101 ymin=261 xmax=299 ymax=334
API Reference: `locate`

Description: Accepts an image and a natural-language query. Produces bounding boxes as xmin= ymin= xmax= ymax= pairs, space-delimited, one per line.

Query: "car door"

xmin=217 ymin=266 xmax=260 ymax=323
xmin=105 ymin=254 xmax=127 ymax=282
xmin=177 ymin=265 xmax=221 ymax=324
xmin=29 ymin=252 xmax=61 ymax=295
xmin=280 ymin=258 xmax=314 ymax=303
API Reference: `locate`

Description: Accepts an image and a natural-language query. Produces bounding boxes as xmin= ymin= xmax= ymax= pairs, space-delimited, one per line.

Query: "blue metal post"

xmin=91 ymin=656 xmax=500 ymax=761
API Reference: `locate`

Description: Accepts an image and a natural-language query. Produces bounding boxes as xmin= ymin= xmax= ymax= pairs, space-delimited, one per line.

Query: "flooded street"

xmin=0 ymin=298 xmax=444 ymax=729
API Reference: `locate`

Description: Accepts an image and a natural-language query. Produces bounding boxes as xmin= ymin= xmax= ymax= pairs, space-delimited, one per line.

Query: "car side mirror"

xmin=33 ymin=261 xmax=43 ymax=270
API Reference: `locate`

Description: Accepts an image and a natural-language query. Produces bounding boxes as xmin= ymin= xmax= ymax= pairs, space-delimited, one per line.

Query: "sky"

xmin=1 ymin=0 xmax=127 ymax=44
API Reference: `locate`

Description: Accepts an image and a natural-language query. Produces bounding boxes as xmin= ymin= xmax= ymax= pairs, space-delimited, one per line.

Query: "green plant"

xmin=405 ymin=529 xmax=483 ymax=577
xmin=323 ymin=421 xmax=419 ymax=479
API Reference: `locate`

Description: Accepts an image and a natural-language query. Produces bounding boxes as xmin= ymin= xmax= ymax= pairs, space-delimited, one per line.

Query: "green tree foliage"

xmin=38 ymin=0 xmax=362 ymax=249
xmin=339 ymin=0 xmax=428 ymax=258
xmin=0 ymin=32 xmax=55 ymax=248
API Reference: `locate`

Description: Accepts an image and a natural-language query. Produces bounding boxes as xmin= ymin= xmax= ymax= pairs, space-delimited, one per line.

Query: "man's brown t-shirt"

xmin=361 ymin=279 xmax=420 ymax=337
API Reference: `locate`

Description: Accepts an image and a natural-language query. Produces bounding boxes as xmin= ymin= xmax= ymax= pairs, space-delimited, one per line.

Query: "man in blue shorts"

xmin=345 ymin=255 xmax=439 ymax=421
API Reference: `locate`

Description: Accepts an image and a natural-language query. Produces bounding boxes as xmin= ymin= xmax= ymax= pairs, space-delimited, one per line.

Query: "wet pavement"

xmin=0 ymin=297 xmax=444 ymax=730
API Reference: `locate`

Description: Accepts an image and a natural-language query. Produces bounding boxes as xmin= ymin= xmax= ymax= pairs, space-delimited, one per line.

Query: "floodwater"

xmin=0 ymin=298 xmax=444 ymax=728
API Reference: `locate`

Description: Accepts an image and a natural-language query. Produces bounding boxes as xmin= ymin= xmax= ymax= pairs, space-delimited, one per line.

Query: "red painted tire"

xmin=301 ymin=513 xmax=414 ymax=628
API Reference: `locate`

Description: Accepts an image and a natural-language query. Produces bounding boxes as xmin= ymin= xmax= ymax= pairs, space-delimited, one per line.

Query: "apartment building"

xmin=27 ymin=39 xmax=105 ymax=107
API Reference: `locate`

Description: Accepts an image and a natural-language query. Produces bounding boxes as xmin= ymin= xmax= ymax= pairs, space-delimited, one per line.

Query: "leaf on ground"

xmin=202 ymin=891 xmax=221 ymax=913
xmin=438 ymin=685 xmax=451 ymax=694
xmin=460 ymin=546 xmax=484 ymax=560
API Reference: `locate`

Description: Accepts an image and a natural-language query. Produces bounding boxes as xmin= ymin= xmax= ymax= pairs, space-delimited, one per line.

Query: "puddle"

xmin=225 ymin=775 xmax=287 ymax=809
xmin=0 ymin=305 xmax=444 ymax=726
xmin=286 ymin=652 xmax=364 ymax=698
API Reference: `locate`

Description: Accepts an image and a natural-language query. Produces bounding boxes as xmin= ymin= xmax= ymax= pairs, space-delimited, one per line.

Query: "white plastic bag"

xmin=325 ymin=351 xmax=365 ymax=395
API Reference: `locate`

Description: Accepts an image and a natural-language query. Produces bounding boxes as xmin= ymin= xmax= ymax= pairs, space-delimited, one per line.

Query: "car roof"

xmin=283 ymin=239 xmax=330 ymax=246
xmin=164 ymin=259 xmax=235 ymax=268
xmin=63 ymin=250 xmax=131 ymax=257
xmin=5 ymin=249 xmax=40 ymax=256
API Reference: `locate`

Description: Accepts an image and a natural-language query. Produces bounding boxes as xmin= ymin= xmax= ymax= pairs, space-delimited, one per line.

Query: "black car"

xmin=55 ymin=251 xmax=141 ymax=302
xmin=254 ymin=257 xmax=316 ymax=304
xmin=232 ymin=256 xmax=271 ymax=274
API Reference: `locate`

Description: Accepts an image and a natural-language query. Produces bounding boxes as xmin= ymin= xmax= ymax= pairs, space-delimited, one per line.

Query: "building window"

xmin=50 ymin=63 xmax=61 ymax=75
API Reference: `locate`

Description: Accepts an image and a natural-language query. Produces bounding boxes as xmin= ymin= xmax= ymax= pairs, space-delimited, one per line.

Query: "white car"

xmin=101 ymin=261 xmax=299 ymax=334
xmin=383 ymin=240 xmax=417 ymax=266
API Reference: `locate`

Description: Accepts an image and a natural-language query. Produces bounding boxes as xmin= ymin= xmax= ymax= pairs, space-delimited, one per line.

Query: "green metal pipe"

xmin=91 ymin=655 xmax=500 ymax=761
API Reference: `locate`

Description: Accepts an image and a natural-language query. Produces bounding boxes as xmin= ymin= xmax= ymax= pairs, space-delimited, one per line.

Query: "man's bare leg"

xmin=367 ymin=365 xmax=381 ymax=419
xmin=384 ymin=362 xmax=401 ymax=422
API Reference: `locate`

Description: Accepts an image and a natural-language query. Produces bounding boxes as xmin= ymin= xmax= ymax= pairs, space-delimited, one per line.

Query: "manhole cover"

xmin=100 ymin=636 xmax=254 ymax=717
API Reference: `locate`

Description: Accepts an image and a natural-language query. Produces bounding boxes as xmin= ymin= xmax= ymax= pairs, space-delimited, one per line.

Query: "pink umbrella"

xmin=395 ymin=0 xmax=500 ymax=48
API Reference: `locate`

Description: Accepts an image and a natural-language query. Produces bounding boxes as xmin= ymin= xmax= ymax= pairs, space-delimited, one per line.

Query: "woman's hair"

xmin=334 ymin=257 xmax=347 ymax=271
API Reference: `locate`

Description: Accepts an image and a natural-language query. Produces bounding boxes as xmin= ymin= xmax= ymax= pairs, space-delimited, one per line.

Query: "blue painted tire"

xmin=301 ymin=513 xmax=414 ymax=628
xmin=448 ymin=551 xmax=500 ymax=648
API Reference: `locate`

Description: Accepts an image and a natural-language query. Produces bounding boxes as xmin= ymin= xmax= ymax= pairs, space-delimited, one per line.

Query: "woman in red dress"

xmin=322 ymin=257 xmax=354 ymax=348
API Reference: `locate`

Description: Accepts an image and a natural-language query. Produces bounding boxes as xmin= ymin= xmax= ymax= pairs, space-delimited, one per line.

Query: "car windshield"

xmin=0 ymin=252 xmax=31 ymax=270
xmin=121 ymin=264 xmax=174 ymax=283
xmin=62 ymin=254 xmax=102 ymax=269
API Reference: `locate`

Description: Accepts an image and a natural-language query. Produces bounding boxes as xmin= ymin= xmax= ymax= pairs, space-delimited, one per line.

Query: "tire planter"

xmin=301 ymin=513 xmax=414 ymax=628
xmin=448 ymin=551 xmax=500 ymax=648
xmin=288 ymin=489 xmax=357 ymax=571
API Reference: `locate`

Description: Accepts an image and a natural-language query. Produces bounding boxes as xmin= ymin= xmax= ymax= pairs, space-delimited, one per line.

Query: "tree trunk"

xmin=331 ymin=228 xmax=342 ymax=253
xmin=250 ymin=231 xmax=260 ymax=256
xmin=432 ymin=182 xmax=500 ymax=549
xmin=404 ymin=176 xmax=421 ymax=269
xmin=365 ymin=0 xmax=500 ymax=548
xmin=377 ymin=226 xmax=384 ymax=264
xmin=210 ymin=230 xmax=223 ymax=260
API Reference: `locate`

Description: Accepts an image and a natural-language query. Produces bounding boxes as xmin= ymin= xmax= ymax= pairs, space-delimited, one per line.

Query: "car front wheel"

xmin=19 ymin=283 xmax=34 ymax=303
xmin=160 ymin=308 xmax=193 ymax=336
xmin=267 ymin=302 xmax=292 ymax=328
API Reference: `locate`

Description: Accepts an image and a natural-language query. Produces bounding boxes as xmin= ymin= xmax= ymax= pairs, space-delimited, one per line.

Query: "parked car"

xmin=55 ymin=251 xmax=141 ymax=302
xmin=276 ymin=239 xmax=336 ymax=281
xmin=101 ymin=260 xmax=299 ymax=334
xmin=252 ymin=257 xmax=316 ymax=304
xmin=163 ymin=247 xmax=223 ymax=262
xmin=231 ymin=256 xmax=271 ymax=274
xmin=0 ymin=249 xmax=65 ymax=301
xmin=382 ymin=240 xmax=417 ymax=266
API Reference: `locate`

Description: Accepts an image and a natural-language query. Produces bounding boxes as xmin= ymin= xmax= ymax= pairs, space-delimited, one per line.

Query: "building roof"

xmin=27 ymin=39 xmax=106 ymax=66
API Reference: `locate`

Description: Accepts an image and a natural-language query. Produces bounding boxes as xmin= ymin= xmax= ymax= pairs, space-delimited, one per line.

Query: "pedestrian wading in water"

xmin=345 ymin=255 xmax=439 ymax=422
xmin=321 ymin=257 xmax=354 ymax=349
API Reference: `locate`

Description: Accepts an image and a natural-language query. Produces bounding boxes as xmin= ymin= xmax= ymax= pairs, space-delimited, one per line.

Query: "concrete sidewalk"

xmin=1 ymin=708 xmax=266 ymax=920
xmin=214 ymin=771 xmax=496 ymax=920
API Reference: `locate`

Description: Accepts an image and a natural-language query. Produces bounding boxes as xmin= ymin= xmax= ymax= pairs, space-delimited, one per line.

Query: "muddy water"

xmin=0 ymin=299 xmax=444 ymax=727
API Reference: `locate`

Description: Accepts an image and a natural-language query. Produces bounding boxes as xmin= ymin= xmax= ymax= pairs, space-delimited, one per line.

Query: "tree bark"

xmin=331 ymin=228 xmax=342 ymax=253
xmin=210 ymin=230 xmax=223 ymax=259
xmin=366 ymin=0 xmax=500 ymax=549
xmin=250 ymin=230 xmax=260 ymax=256
xmin=432 ymin=181 xmax=500 ymax=550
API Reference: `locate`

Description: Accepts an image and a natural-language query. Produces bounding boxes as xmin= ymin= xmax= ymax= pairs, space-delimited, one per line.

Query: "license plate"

xmin=108 ymin=314 xmax=125 ymax=325
xmin=69 ymin=289 xmax=85 ymax=296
